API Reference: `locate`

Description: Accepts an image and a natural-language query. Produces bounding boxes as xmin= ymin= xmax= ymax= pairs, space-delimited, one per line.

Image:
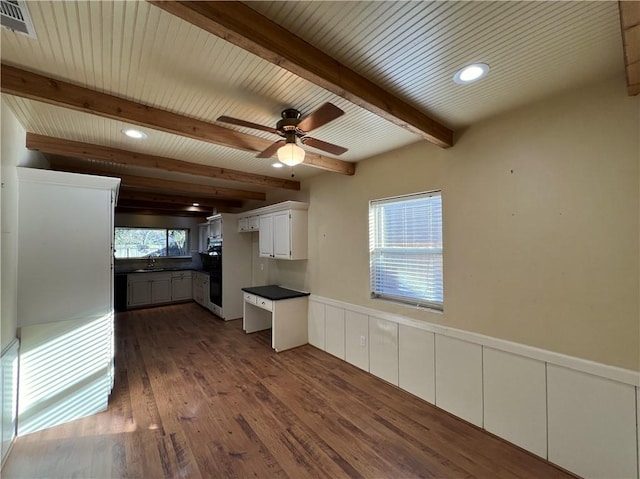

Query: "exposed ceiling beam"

xmin=117 ymin=199 xmax=212 ymax=214
xmin=117 ymin=190 xmax=241 ymax=210
xmin=26 ymin=133 xmax=300 ymax=191
xmin=49 ymin=157 xmax=265 ymax=201
xmin=1 ymin=63 xmax=355 ymax=175
xmin=148 ymin=1 xmax=454 ymax=148
xmin=619 ymin=1 xmax=640 ymax=95
xmin=115 ymin=205 xmax=208 ymax=218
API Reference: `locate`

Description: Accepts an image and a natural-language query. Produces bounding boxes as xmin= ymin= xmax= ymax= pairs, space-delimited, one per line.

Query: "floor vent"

xmin=1 ymin=0 xmax=36 ymax=38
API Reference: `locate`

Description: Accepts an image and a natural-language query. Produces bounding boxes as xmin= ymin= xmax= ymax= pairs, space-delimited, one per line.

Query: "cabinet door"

xmin=193 ymin=276 xmax=204 ymax=305
xmin=259 ymin=214 xmax=273 ymax=257
xmin=238 ymin=217 xmax=248 ymax=232
xmin=325 ymin=305 xmax=345 ymax=359
xmin=171 ymin=276 xmax=192 ymax=301
xmin=273 ymin=211 xmax=291 ymax=259
xmin=198 ymin=224 xmax=208 ymax=252
xmin=128 ymin=278 xmax=151 ymax=307
xmin=248 ymin=215 xmax=260 ymax=231
xmin=201 ymin=278 xmax=209 ymax=307
xmin=151 ymin=277 xmax=172 ymax=303
xmin=345 ymin=311 xmax=369 ymax=371
xmin=369 ymin=316 xmax=398 ymax=385
xmin=209 ymin=218 xmax=222 ymax=238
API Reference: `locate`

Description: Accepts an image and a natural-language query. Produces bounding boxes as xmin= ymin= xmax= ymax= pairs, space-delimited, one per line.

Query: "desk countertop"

xmin=242 ymin=285 xmax=310 ymax=301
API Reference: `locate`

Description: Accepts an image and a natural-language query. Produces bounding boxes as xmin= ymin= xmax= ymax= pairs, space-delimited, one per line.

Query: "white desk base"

xmin=243 ymin=294 xmax=308 ymax=352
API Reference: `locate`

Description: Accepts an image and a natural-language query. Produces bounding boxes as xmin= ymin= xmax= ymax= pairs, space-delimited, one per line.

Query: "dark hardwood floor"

xmin=3 ymin=302 xmax=575 ymax=478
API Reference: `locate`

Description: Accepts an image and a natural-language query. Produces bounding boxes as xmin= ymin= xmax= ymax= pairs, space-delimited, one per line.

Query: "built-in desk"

xmin=242 ymin=285 xmax=310 ymax=352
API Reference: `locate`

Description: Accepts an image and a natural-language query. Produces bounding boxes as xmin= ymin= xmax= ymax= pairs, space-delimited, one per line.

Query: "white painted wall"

xmin=299 ymin=75 xmax=639 ymax=371
xmin=0 ymin=101 xmax=47 ymax=468
xmin=1 ymin=100 xmax=47 ymax=350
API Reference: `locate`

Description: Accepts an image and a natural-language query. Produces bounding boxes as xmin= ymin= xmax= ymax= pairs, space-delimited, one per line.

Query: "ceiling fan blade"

xmin=217 ymin=116 xmax=278 ymax=135
xmin=256 ymin=140 xmax=286 ymax=158
xmin=297 ymin=103 xmax=345 ymax=133
xmin=301 ymin=137 xmax=348 ymax=155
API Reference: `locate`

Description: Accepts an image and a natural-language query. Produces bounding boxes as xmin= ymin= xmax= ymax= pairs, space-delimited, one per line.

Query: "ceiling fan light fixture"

xmin=277 ymin=142 xmax=305 ymax=166
xmin=453 ymin=63 xmax=490 ymax=84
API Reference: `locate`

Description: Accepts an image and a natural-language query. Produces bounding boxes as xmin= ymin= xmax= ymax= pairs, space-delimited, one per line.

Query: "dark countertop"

xmin=242 ymin=285 xmax=310 ymax=301
xmin=115 ymin=268 xmax=207 ymax=275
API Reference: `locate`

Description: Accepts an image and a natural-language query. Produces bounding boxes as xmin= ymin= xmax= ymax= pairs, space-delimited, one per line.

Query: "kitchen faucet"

xmin=146 ymin=255 xmax=156 ymax=269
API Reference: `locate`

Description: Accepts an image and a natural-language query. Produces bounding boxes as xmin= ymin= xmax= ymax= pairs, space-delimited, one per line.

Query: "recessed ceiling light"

xmin=192 ymin=202 xmax=200 ymax=207
xmin=453 ymin=63 xmax=490 ymax=85
xmin=121 ymin=128 xmax=147 ymax=139
xmin=272 ymin=162 xmax=283 ymax=168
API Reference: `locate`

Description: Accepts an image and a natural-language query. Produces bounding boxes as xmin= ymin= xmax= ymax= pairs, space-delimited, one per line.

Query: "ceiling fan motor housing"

xmin=276 ymin=108 xmax=303 ymax=138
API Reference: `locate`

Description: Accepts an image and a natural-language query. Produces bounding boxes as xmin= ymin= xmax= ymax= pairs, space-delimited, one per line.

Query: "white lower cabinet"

xmin=369 ymin=316 xmax=398 ymax=385
xmin=434 ymin=335 xmax=483 ymax=427
xmin=398 ymin=325 xmax=435 ymax=404
xmin=345 ymin=310 xmax=369 ymax=371
xmin=308 ymin=301 xmax=326 ymax=349
xmin=483 ymin=348 xmax=547 ymax=458
xmin=128 ymin=275 xmax=153 ymax=307
xmin=126 ymin=272 xmax=182 ymax=308
xmin=325 ymin=305 xmax=345 ymax=359
xmin=171 ymin=271 xmax=192 ymax=302
xmin=192 ymin=272 xmax=209 ymax=308
xmin=150 ymin=275 xmax=171 ymax=304
xmin=547 ymin=364 xmax=637 ymax=479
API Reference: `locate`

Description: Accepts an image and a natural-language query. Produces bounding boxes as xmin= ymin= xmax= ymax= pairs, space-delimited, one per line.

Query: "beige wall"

xmin=0 ymin=100 xmax=47 ymax=350
xmin=298 ymin=75 xmax=639 ymax=371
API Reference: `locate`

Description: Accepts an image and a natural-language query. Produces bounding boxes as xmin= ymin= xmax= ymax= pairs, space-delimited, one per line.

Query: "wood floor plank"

xmin=2 ymin=303 xmax=577 ymax=479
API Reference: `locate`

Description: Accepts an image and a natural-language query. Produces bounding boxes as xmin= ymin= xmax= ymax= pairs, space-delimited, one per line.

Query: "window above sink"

xmin=114 ymin=227 xmax=190 ymax=259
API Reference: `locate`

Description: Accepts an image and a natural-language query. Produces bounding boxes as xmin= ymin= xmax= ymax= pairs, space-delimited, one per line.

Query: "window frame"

xmin=369 ymin=190 xmax=443 ymax=311
xmin=114 ymin=227 xmax=191 ymax=260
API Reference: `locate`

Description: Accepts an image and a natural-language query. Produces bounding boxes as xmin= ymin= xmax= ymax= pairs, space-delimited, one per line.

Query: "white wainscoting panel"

xmin=345 ymin=310 xmax=369 ymax=371
xmin=547 ymin=364 xmax=637 ymax=479
xmin=483 ymin=348 xmax=547 ymax=458
xmin=307 ymin=300 xmax=325 ymax=350
xmin=435 ymin=335 xmax=483 ymax=427
xmin=309 ymin=294 xmax=640 ymax=479
xmin=398 ymin=325 xmax=435 ymax=404
xmin=369 ymin=317 xmax=398 ymax=386
xmin=325 ymin=305 xmax=345 ymax=360
xmin=1 ymin=339 xmax=19 ymax=466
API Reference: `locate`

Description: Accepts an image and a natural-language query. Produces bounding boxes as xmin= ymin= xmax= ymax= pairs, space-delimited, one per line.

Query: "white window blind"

xmin=369 ymin=191 xmax=443 ymax=310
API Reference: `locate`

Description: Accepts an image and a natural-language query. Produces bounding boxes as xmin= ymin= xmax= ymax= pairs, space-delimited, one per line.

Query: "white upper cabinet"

xmin=259 ymin=209 xmax=308 ymax=260
xmin=208 ymin=216 xmax=222 ymax=239
xmin=198 ymin=223 xmax=208 ymax=252
xmin=273 ymin=210 xmax=292 ymax=259
xmin=238 ymin=215 xmax=260 ymax=232
xmin=248 ymin=215 xmax=260 ymax=231
xmin=250 ymin=202 xmax=308 ymax=260
xmin=259 ymin=214 xmax=274 ymax=257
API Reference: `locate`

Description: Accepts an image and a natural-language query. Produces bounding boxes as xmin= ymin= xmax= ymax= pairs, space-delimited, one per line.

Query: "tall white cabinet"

xmin=16 ymin=167 xmax=120 ymax=435
xmin=206 ymin=213 xmax=251 ymax=320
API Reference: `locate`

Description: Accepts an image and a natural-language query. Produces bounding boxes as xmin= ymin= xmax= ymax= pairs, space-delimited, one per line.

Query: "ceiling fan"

xmin=217 ymin=102 xmax=348 ymax=166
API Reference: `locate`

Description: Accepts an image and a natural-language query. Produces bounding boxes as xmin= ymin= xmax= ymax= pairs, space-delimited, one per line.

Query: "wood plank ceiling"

xmin=0 ymin=1 xmax=630 ymax=217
